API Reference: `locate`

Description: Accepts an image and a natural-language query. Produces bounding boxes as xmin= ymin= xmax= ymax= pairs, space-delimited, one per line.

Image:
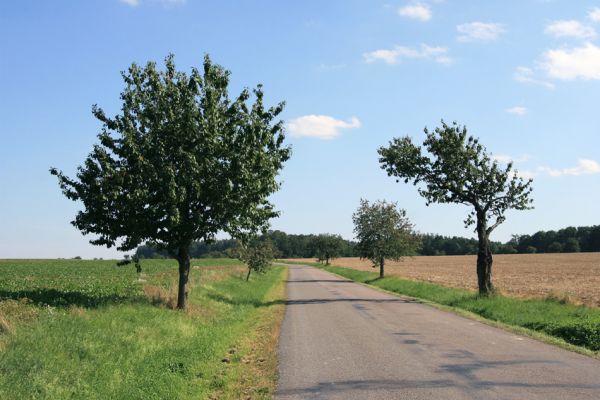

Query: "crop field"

xmin=0 ymin=258 xmax=286 ymax=399
xmin=285 ymin=253 xmax=600 ymax=307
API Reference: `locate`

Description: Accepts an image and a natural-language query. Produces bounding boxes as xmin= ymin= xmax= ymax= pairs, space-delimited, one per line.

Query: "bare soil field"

xmin=285 ymin=253 xmax=600 ymax=307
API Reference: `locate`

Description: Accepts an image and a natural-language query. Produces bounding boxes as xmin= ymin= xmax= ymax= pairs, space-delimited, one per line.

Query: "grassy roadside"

xmin=0 ymin=259 xmax=287 ymax=399
xmin=290 ymin=261 xmax=600 ymax=355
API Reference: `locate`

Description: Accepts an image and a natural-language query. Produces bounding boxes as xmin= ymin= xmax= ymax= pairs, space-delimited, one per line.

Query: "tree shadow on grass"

xmin=0 ymin=288 xmax=142 ymax=308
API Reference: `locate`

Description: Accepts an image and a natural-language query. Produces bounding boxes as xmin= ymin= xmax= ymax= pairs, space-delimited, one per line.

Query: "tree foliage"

xmin=50 ymin=54 xmax=290 ymax=308
xmin=352 ymin=199 xmax=419 ymax=278
xmin=311 ymin=234 xmax=345 ymax=265
xmin=378 ymin=121 xmax=533 ymax=293
xmin=237 ymin=238 xmax=277 ymax=281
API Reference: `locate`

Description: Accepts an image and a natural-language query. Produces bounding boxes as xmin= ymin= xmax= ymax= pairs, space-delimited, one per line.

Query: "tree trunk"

xmin=326 ymin=256 xmax=330 ymax=265
xmin=476 ymin=214 xmax=494 ymax=295
xmin=176 ymin=246 xmax=190 ymax=309
xmin=246 ymin=268 xmax=252 ymax=281
xmin=379 ymin=258 xmax=385 ymax=278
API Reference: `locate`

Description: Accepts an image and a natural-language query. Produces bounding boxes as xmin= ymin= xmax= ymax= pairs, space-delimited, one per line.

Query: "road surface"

xmin=276 ymin=264 xmax=600 ymax=400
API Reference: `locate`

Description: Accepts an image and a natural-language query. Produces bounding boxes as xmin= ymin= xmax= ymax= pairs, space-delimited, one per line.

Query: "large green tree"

xmin=378 ymin=121 xmax=533 ymax=294
xmin=352 ymin=199 xmax=419 ymax=278
xmin=51 ymin=55 xmax=291 ymax=309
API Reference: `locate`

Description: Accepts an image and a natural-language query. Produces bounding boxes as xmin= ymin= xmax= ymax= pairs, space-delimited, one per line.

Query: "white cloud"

xmin=590 ymin=7 xmax=600 ymax=22
xmin=539 ymin=159 xmax=600 ymax=177
xmin=287 ymin=115 xmax=361 ymax=140
xmin=515 ymin=170 xmax=537 ymax=180
xmin=542 ymin=43 xmax=600 ymax=80
xmin=398 ymin=3 xmax=432 ymax=22
xmin=456 ymin=22 xmax=506 ymax=42
xmin=506 ymin=106 xmax=527 ymax=116
xmin=514 ymin=66 xmax=555 ymax=89
xmin=120 ymin=0 xmax=140 ymax=6
xmin=492 ymin=154 xmax=530 ymax=164
xmin=544 ymin=20 xmax=596 ymax=39
xmin=363 ymin=44 xmax=451 ymax=65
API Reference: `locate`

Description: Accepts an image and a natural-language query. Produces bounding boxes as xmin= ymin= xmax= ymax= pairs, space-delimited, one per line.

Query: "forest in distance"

xmin=135 ymin=225 xmax=600 ymax=260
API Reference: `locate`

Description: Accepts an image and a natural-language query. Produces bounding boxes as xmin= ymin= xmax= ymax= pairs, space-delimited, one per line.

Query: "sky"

xmin=1 ymin=0 xmax=599 ymax=259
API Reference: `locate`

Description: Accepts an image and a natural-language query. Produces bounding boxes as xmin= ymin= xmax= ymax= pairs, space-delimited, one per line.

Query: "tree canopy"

xmin=51 ymin=54 xmax=291 ymax=308
xmin=378 ymin=121 xmax=533 ymax=293
xmin=352 ymin=199 xmax=419 ymax=278
xmin=312 ymin=234 xmax=345 ymax=265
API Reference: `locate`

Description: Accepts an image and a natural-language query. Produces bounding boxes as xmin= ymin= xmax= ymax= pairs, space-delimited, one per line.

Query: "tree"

xmin=50 ymin=55 xmax=291 ymax=309
xmin=237 ymin=238 xmax=277 ymax=281
xmin=312 ymin=234 xmax=345 ymax=265
xmin=378 ymin=121 xmax=533 ymax=294
xmin=352 ymin=199 xmax=419 ymax=278
xmin=564 ymin=237 xmax=581 ymax=253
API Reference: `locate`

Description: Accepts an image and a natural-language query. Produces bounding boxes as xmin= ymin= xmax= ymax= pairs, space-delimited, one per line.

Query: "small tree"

xmin=312 ymin=234 xmax=344 ymax=265
xmin=237 ymin=238 xmax=276 ymax=281
xmin=51 ymin=55 xmax=290 ymax=309
xmin=378 ymin=121 xmax=533 ymax=294
xmin=352 ymin=199 xmax=419 ymax=278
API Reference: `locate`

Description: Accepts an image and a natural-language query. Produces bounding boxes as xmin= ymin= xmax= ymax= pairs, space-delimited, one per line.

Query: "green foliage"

xmin=378 ymin=120 xmax=534 ymax=292
xmin=237 ymin=238 xmax=276 ymax=280
xmin=50 ymin=54 xmax=290 ymax=308
xmin=0 ymin=259 xmax=284 ymax=399
xmin=311 ymin=234 xmax=345 ymax=265
xmin=314 ymin=264 xmax=600 ymax=352
xmin=378 ymin=121 xmax=533 ymax=232
xmin=352 ymin=199 xmax=419 ymax=272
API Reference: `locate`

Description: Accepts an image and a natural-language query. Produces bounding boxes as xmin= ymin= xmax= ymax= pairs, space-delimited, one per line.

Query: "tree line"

xmin=135 ymin=225 xmax=600 ymax=260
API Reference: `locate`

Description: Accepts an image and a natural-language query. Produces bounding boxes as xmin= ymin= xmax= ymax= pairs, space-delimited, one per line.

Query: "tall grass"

xmin=0 ymin=259 xmax=284 ymax=399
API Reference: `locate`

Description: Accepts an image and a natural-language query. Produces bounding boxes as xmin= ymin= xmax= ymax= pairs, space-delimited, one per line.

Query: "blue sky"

xmin=1 ymin=0 xmax=599 ymax=258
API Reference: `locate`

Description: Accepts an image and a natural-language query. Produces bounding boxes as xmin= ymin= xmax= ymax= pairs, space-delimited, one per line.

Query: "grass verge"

xmin=0 ymin=259 xmax=286 ymax=399
xmin=293 ymin=261 xmax=600 ymax=355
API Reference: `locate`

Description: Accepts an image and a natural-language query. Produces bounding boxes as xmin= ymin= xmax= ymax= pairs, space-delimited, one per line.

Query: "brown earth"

xmin=285 ymin=253 xmax=600 ymax=307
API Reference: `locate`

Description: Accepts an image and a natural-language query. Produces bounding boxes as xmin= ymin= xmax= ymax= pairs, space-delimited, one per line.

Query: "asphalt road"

xmin=276 ymin=264 xmax=600 ymax=400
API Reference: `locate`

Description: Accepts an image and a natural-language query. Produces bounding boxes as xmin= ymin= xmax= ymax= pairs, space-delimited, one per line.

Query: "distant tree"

xmin=525 ymin=246 xmax=537 ymax=254
xmin=51 ymin=54 xmax=290 ymax=309
xmin=547 ymin=242 xmax=563 ymax=253
xmin=563 ymin=238 xmax=581 ymax=253
xmin=378 ymin=121 xmax=533 ymax=294
xmin=312 ymin=234 xmax=345 ymax=265
xmin=352 ymin=199 xmax=419 ymax=278
xmin=237 ymin=238 xmax=276 ymax=281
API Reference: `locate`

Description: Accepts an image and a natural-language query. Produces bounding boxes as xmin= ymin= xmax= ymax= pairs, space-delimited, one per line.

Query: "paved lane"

xmin=276 ymin=264 xmax=600 ymax=400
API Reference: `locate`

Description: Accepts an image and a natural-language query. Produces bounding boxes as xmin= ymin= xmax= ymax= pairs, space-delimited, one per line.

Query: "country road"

xmin=276 ymin=264 xmax=600 ymax=400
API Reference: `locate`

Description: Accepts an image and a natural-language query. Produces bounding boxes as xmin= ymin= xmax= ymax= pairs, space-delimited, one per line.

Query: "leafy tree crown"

xmin=378 ymin=121 xmax=533 ymax=234
xmin=50 ymin=54 xmax=291 ymax=253
xmin=352 ymin=199 xmax=419 ymax=266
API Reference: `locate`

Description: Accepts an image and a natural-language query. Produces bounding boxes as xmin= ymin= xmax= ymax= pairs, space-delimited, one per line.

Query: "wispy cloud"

xmin=363 ymin=44 xmax=451 ymax=65
xmin=544 ymin=20 xmax=596 ymax=39
xmin=398 ymin=3 xmax=432 ymax=22
xmin=506 ymin=106 xmax=527 ymax=116
xmin=542 ymin=43 xmax=600 ymax=80
xmin=514 ymin=66 xmax=555 ymax=89
xmin=120 ymin=0 xmax=140 ymax=6
xmin=589 ymin=7 xmax=600 ymax=23
xmin=493 ymin=154 xmax=530 ymax=164
xmin=456 ymin=22 xmax=506 ymax=42
xmin=539 ymin=159 xmax=600 ymax=177
xmin=287 ymin=115 xmax=361 ymax=140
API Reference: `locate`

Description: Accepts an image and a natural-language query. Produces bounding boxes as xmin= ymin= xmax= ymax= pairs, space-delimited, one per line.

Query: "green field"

xmin=0 ymin=258 xmax=286 ymax=399
xmin=304 ymin=262 xmax=600 ymax=354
